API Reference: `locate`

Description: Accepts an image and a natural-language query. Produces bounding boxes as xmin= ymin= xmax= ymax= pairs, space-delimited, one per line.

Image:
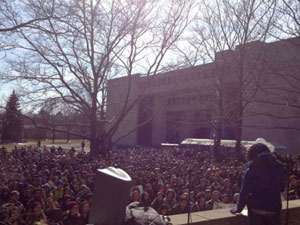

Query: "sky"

xmin=0 ymin=82 xmax=17 ymax=105
xmin=0 ymin=51 xmax=18 ymax=105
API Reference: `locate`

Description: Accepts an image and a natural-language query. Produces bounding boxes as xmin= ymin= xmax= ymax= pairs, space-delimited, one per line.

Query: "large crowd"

xmin=0 ymin=144 xmax=299 ymax=225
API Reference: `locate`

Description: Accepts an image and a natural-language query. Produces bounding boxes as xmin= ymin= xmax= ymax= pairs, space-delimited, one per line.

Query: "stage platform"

xmin=169 ymin=200 xmax=300 ymax=225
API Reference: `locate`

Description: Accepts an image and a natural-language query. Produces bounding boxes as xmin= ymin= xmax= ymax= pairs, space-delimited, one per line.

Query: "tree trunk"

xmin=66 ymin=122 xmax=70 ymax=142
xmin=234 ymin=119 xmax=243 ymax=160
xmin=100 ymin=135 xmax=111 ymax=156
xmin=89 ymin=118 xmax=99 ymax=156
xmin=214 ymin=124 xmax=222 ymax=162
xmin=89 ymin=91 xmax=99 ymax=156
xmin=235 ymin=64 xmax=244 ymax=161
xmin=52 ymin=128 xmax=55 ymax=144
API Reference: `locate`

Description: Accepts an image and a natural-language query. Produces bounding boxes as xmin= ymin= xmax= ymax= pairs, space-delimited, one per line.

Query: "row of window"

xmin=140 ymin=70 xmax=214 ymax=88
xmin=166 ymin=110 xmax=212 ymax=124
xmin=166 ymin=95 xmax=210 ymax=105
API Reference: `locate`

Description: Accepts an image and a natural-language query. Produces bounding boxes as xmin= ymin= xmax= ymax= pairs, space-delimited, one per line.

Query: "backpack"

xmin=124 ymin=204 xmax=171 ymax=225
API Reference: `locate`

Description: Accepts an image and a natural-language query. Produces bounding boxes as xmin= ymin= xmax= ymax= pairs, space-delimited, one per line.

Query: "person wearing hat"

xmin=233 ymin=193 xmax=240 ymax=204
xmin=41 ymin=183 xmax=51 ymax=197
xmin=52 ymin=180 xmax=64 ymax=202
xmin=61 ymin=194 xmax=74 ymax=212
xmin=230 ymin=143 xmax=285 ymax=225
xmin=204 ymin=188 xmax=212 ymax=202
xmin=62 ymin=201 xmax=83 ymax=225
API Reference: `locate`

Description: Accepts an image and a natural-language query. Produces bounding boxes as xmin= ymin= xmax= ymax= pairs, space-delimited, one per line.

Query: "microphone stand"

xmin=285 ymin=159 xmax=291 ymax=225
xmin=187 ymin=169 xmax=192 ymax=225
xmin=274 ymin=152 xmax=292 ymax=225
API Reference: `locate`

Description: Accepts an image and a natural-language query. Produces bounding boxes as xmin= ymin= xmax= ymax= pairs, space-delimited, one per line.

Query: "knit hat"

xmin=68 ymin=201 xmax=78 ymax=210
xmin=56 ymin=179 xmax=63 ymax=185
xmin=42 ymin=183 xmax=51 ymax=190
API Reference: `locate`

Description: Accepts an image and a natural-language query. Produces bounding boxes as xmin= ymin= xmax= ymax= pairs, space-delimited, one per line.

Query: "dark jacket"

xmin=236 ymin=152 xmax=285 ymax=213
xmin=63 ymin=214 xmax=84 ymax=225
xmin=170 ymin=203 xmax=190 ymax=215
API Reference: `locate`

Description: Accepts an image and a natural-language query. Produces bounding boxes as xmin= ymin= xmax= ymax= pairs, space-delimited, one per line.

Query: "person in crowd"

xmin=140 ymin=191 xmax=151 ymax=207
xmin=52 ymin=180 xmax=64 ymax=202
xmin=206 ymin=190 xmax=221 ymax=210
xmin=230 ymin=143 xmax=285 ymax=225
xmin=25 ymin=201 xmax=47 ymax=225
xmin=8 ymin=191 xmax=25 ymax=214
xmin=144 ymin=183 xmax=155 ymax=202
xmin=76 ymin=185 xmax=91 ymax=203
xmin=288 ymin=190 xmax=299 ymax=200
xmin=221 ymin=178 xmax=233 ymax=201
xmin=63 ymin=184 xmax=74 ymax=198
xmin=46 ymin=208 xmax=66 ymax=225
xmin=129 ymin=190 xmax=140 ymax=203
xmin=45 ymin=196 xmax=60 ymax=213
xmin=221 ymin=193 xmax=230 ymax=204
xmin=61 ymin=194 xmax=74 ymax=212
xmin=233 ymin=193 xmax=239 ymax=204
xmin=191 ymin=192 xmax=207 ymax=212
xmin=62 ymin=201 xmax=82 ymax=225
xmin=1 ymin=188 xmax=10 ymax=205
xmin=163 ymin=189 xmax=177 ymax=210
xmin=79 ymin=200 xmax=89 ymax=225
xmin=151 ymin=192 xmax=164 ymax=212
xmin=4 ymin=206 xmax=25 ymax=225
xmin=170 ymin=194 xmax=190 ymax=215
xmin=27 ymin=188 xmax=45 ymax=211
xmin=289 ymin=175 xmax=299 ymax=197
xmin=41 ymin=183 xmax=51 ymax=198
xmin=81 ymin=141 xmax=85 ymax=153
xmin=204 ymin=188 xmax=212 ymax=202
xmin=0 ymin=143 xmax=296 ymax=222
xmin=159 ymin=204 xmax=169 ymax=216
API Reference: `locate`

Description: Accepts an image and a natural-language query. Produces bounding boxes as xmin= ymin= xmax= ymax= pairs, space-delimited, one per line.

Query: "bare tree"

xmin=252 ymin=38 xmax=300 ymax=132
xmin=274 ymin=0 xmax=300 ymax=37
xmin=0 ymin=0 xmax=55 ymax=55
xmin=0 ymin=0 xmax=54 ymax=32
xmin=253 ymin=1 xmax=300 ymax=133
xmin=3 ymin=0 xmax=194 ymax=155
xmin=180 ymin=0 xmax=278 ymax=159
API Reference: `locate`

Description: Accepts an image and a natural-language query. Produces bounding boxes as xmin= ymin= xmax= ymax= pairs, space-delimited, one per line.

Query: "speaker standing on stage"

xmin=230 ymin=143 xmax=285 ymax=225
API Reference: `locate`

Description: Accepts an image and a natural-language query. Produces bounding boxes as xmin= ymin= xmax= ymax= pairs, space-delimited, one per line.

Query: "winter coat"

xmin=236 ymin=152 xmax=285 ymax=213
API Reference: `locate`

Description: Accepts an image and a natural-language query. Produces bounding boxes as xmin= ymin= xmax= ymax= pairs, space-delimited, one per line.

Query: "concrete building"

xmin=106 ymin=37 xmax=300 ymax=153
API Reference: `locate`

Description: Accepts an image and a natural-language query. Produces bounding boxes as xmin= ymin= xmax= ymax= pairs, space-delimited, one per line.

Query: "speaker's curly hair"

xmin=247 ymin=143 xmax=270 ymax=161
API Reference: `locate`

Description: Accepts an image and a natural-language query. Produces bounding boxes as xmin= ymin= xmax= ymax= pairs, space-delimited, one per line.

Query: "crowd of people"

xmin=0 ymin=144 xmax=299 ymax=225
